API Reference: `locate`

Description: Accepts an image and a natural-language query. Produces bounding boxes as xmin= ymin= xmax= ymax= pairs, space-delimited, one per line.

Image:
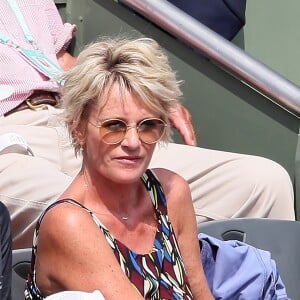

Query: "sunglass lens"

xmin=139 ymin=119 xmax=165 ymax=144
xmin=100 ymin=119 xmax=127 ymax=144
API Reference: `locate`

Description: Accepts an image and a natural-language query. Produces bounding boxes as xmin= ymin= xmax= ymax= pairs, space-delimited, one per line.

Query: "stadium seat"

xmin=198 ymin=218 xmax=300 ymax=299
xmin=12 ymin=248 xmax=31 ymax=300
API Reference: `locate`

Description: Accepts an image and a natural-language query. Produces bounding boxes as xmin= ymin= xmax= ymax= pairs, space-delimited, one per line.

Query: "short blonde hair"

xmin=61 ymin=36 xmax=183 ymax=155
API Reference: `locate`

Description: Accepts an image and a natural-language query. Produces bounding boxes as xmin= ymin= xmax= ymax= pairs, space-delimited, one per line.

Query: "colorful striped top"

xmin=25 ymin=169 xmax=193 ymax=299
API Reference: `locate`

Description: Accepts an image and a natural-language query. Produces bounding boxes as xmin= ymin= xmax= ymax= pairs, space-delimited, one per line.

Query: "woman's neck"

xmin=79 ymin=168 xmax=145 ymax=219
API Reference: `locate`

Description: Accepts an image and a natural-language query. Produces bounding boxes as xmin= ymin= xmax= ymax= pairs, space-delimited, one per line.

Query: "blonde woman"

xmin=25 ymin=37 xmax=213 ymax=299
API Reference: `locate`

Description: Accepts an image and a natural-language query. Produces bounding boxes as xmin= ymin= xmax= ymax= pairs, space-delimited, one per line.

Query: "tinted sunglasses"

xmin=88 ymin=117 xmax=167 ymax=144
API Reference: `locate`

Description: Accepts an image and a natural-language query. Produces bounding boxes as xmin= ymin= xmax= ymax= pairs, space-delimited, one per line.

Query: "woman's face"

xmin=83 ymin=84 xmax=161 ymax=185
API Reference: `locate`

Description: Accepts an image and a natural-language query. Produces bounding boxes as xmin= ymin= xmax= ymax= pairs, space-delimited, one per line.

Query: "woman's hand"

xmin=168 ymin=103 xmax=197 ymax=146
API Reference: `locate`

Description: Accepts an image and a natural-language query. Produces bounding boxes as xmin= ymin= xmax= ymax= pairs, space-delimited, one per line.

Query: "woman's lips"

xmin=114 ymin=156 xmax=142 ymax=164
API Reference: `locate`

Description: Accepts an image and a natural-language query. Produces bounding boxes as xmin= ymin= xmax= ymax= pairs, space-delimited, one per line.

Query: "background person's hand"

xmin=169 ymin=103 xmax=197 ymax=146
xmin=57 ymin=51 xmax=77 ymax=71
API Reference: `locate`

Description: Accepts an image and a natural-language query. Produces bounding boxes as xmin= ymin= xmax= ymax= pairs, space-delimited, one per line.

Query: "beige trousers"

xmin=0 ymin=108 xmax=295 ymax=249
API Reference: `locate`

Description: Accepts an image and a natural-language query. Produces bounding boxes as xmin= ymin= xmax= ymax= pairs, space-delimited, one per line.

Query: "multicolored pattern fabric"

xmin=25 ymin=169 xmax=193 ymax=299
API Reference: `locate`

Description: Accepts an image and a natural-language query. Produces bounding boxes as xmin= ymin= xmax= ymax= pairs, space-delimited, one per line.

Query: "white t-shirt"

xmin=46 ymin=290 xmax=105 ymax=300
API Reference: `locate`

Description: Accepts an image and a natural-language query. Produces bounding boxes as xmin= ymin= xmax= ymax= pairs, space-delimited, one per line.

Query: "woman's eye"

xmin=140 ymin=120 xmax=160 ymax=130
xmin=103 ymin=120 xmax=125 ymax=132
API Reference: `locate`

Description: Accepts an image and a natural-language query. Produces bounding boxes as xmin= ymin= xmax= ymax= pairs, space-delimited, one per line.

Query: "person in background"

xmin=25 ymin=36 xmax=214 ymax=299
xmin=167 ymin=0 xmax=247 ymax=40
xmin=0 ymin=0 xmax=295 ymax=250
xmin=0 ymin=201 xmax=12 ymax=300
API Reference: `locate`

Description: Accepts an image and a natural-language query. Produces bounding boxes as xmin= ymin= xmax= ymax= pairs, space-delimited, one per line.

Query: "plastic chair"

xmin=198 ymin=218 xmax=300 ymax=300
xmin=12 ymin=248 xmax=31 ymax=300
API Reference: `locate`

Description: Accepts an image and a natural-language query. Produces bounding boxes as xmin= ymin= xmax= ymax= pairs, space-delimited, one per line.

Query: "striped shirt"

xmin=0 ymin=0 xmax=76 ymax=116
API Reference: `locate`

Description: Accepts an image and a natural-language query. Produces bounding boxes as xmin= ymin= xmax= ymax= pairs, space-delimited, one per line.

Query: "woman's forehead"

xmin=96 ymin=84 xmax=155 ymax=115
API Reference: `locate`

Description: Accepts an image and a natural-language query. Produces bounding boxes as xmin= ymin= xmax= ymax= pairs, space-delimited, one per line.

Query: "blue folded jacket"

xmin=199 ymin=233 xmax=289 ymax=299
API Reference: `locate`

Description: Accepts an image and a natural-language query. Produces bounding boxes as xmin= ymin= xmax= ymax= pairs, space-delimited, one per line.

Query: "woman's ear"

xmin=73 ymin=124 xmax=86 ymax=146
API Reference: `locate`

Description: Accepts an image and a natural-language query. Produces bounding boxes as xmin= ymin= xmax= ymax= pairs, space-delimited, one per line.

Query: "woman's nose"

xmin=121 ymin=127 xmax=141 ymax=148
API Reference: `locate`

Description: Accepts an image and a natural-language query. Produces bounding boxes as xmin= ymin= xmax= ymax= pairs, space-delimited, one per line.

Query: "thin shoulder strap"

xmin=141 ymin=169 xmax=168 ymax=213
xmin=36 ymin=198 xmax=93 ymax=228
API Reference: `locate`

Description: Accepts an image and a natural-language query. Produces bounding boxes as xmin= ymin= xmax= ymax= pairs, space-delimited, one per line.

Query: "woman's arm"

xmin=155 ymin=168 xmax=214 ymax=299
xmin=35 ymin=203 xmax=143 ymax=300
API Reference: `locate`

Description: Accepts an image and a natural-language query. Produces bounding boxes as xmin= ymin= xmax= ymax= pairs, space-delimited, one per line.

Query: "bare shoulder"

xmin=151 ymin=168 xmax=190 ymax=203
xmin=36 ymin=201 xmax=118 ymax=293
xmin=151 ymin=168 xmax=193 ymax=233
xmin=38 ymin=201 xmax=95 ymax=239
xmin=37 ymin=201 xmax=102 ymax=263
xmin=36 ymin=202 xmax=146 ymax=298
xmin=151 ymin=167 xmax=188 ymax=186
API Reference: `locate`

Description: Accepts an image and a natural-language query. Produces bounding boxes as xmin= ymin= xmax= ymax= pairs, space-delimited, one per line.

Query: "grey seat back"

xmin=198 ymin=218 xmax=300 ymax=300
xmin=12 ymin=248 xmax=31 ymax=300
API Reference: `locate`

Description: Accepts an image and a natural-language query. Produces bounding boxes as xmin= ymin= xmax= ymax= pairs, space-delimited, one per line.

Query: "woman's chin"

xmin=108 ymin=169 xmax=145 ymax=184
